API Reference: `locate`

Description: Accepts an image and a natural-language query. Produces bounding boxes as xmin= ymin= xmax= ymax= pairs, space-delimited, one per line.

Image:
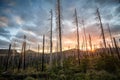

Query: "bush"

xmin=94 ymin=56 xmax=117 ymax=73
xmin=79 ymin=58 xmax=89 ymax=73
xmin=85 ymin=70 xmax=117 ymax=80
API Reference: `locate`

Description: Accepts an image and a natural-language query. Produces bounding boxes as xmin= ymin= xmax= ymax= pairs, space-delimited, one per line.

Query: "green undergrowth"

xmin=0 ymin=55 xmax=120 ymax=80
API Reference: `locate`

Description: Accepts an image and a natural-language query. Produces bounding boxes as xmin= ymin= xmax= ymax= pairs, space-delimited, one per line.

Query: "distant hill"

xmin=0 ymin=49 xmax=18 ymax=56
xmin=26 ymin=49 xmax=37 ymax=54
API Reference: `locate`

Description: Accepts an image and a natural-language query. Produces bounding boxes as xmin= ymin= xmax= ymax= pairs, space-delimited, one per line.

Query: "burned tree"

xmin=49 ymin=9 xmax=53 ymax=68
xmin=42 ymin=35 xmax=45 ymax=72
xmin=5 ymin=44 xmax=11 ymax=71
xmin=96 ymin=8 xmax=107 ymax=49
xmin=113 ymin=37 xmax=120 ymax=60
xmin=22 ymin=35 xmax=26 ymax=70
xmin=74 ymin=9 xmax=80 ymax=65
xmin=56 ymin=0 xmax=63 ymax=67
xmin=36 ymin=44 xmax=40 ymax=71
xmin=18 ymin=35 xmax=26 ymax=70
xmin=18 ymin=51 xmax=22 ymax=70
xmin=107 ymin=23 xmax=114 ymax=47
xmin=11 ymin=40 xmax=17 ymax=69
xmin=82 ymin=20 xmax=88 ymax=55
xmin=89 ymin=34 xmax=92 ymax=51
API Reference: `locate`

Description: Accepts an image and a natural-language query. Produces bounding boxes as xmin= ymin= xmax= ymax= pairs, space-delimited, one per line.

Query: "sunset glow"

xmin=0 ymin=0 xmax=120 ymax=52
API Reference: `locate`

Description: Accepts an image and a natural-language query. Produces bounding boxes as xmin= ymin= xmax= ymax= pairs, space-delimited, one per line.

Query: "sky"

xmin=0 ymin=0 xmax=120 ymax=52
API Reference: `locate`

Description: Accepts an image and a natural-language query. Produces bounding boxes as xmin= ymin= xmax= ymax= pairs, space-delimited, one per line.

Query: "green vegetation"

xmin=0 ymin=53 xmax=120 ymax=80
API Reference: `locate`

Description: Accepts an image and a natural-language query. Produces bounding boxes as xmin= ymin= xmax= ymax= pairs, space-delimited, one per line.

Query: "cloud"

xmin=0 ymin=39 xmax=10 ymax=48
xmin=0 ymin=0 xmax=120 ymax=49
xmin=15 ymin=29 xmax=43 ymax=44
xmin=0 ymin=27 xmax=11 ymax=39
xmin=12 ymin=28 xmax=46 ymax=50
xmin=0 ymin=16 xmax=8 ymax=24
xmin=116 ymin=5 xmax=120 ymax=12
xmin=115 ymin=5 xmax=120 ymax=17
xmin=14 ymin=16 xmax=24 ymax=25
xmin=0 ymin=16 xmax=8 ymax=27
xmin=111 ymin=24 xmax=120 ymax=34
xmin=94 ymin=0 xmax=119 ymax=6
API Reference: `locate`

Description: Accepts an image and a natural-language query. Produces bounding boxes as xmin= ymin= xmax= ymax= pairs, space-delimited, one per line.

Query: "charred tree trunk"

xmin=81 ymin=36 xmax=85 ymax=57
xmin=5 ymin=44 xmax=11 ymax=71
xmin=36 ymin=44 xmax=39 ymax=71
xmin=96 ymin=8 xmax=107 ymax=50
xmin=18 ymin=35 xmax=26 ymax=70
xmin=108 ymin=44 xmax=114 ymax=57
xmin=107 ymin=23 xmax=114 ymax=47
xmin=55 ymin=37 xmax=59 ymax=66
xmin=89 ymin=34 xmax=92 ymax=51
xmin=57 ymin=0 xmax=63 ymax=67
xmin=49 ymin=9 xmax=53 ymax=68
xmin=12 ymin=41 xmax=16 ymax=69
xmin=82 ymin=20 xmax=88 ymax=56
xmin=23 ymin=35 xmax=26 ymax=70
xmin=74 ymin=9 xmax=80 ymax=65
xmin=18 ymin=51 xmax=22 ymax=70
xmin=113 ymin=37 xmax=120 ymax=60
xmin=42 ymin=35 xmax=45 ymax=72
xmin=89 ymin=34 xmax=93 ymax=57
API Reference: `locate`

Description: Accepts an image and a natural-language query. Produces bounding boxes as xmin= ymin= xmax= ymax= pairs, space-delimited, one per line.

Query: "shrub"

xmin=79 ymin=58 xmax=89 ymax=73
xmin=94 ymin=56 xmax=117 ymax=73
xmin=85 ymin=70 xmax=117 ymax=80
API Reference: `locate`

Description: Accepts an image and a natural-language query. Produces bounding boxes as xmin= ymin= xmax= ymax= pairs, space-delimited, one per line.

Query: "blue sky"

xmin=0 ymin=0 xmax=120 ymax=51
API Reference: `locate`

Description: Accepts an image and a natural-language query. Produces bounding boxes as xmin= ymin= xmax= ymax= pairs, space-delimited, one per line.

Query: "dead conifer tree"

xmin=11 ymin=41 xmax=15 ymax=69
xmin=89 ymin=34 xmax=92 ymax=51
xmin=22 ymin=35 xmax=26 ymax=70
xmin=74 ymin=9 xmax=80 ymax=65
xmin=96 ymin=8 xmax=107 ymax=50
xmin=56 ymin=0 xmax=63 ymax=67
xmin=81 ymin=36 xmax=85 ymax=57
xmin=55 ymin=36 xmax=59 ymax=66
xmin=89 ymin=34 xmax=93 ymax=57
xmin=81 ymin=36 xmax=85 ymax=50
xmin=49 ymin=9 xmax=53 ymax=68
xmin=82 ymin=20 xmax=88 ymax=56
xmin=42 ymin=35 xmax=45 ymax=72
xmin=18 ymin=35 xmax=26 ymax=70
xmin=18 ymin=50 xmax=22 ymax=70
xmin=113 ymin=37 xmax=120 ymax=60
xmin=5 ymin=44 xmax=11 ymax=71
xmin=108 ymin=44 xmax=114 ymax=57
xmin=107 ymin=23 xmax=114 ymax=47
xmin=36 ymin=44 xmax=39 ymax=71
